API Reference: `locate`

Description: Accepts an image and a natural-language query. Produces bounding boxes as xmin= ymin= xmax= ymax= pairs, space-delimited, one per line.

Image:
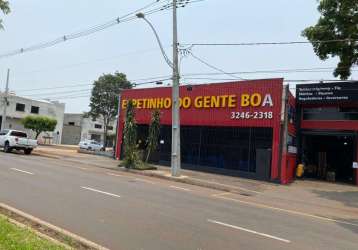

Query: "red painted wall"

xmin=116 ymin=79 xmax=284 ymax=181
xmin=301 ymin=120 xmax=358 ymax=131
xmin=280 ymin=90 xmax=297 ymax=184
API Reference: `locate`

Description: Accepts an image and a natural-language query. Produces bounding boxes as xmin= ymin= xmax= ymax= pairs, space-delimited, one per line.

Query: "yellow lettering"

xmin=241 ymin=94 xmax=250 ymax=107
xmin=157 ymin=98 xmax=164 ymax=108
xmin=122 ymin=100 xmax=128 ymax=109
xmin=210 ymin=96 xmax=220 ymax=108
xmin=164 ymin=98 xmax=171 ymax=108
xmin=149 ymin=99 xmax=156 ymax=109
xmin=251 ymin=93 xmax=262 ymax=107
xmin=137 ymin=99 xmax=142 ymax=109
xmin=142 ymin=99 xmax=147 ymax=109
xmin=132 ymin=99 xmax=137 ymax=107
xmin=182 ymin=97 xmax=191 ymax=108
xmin=194 ymin=96 xmax=203 ymax=108
xmin=221 ymin=95 xmax=229 ymax=107
xmin=203 ymin=96 xmax=211 ymax=108
xmin=228 ymin=95 xmax=236 ymax=108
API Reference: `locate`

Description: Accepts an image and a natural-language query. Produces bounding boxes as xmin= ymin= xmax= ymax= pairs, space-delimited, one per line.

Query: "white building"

xmin=61 ymin=113 xmax=116 ymax=146
xmin=0 ymin=93 xmax=65 ymax=144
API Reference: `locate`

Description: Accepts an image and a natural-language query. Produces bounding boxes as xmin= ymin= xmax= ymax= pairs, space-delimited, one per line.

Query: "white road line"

xmin=75 ymin=167 xmax=89 ymax=170
xmin=169 ymin=185 xmax=191 ymax=191
xmin=81 ymin=186 xmax=121 ymax=198
xmin=214 ymin=195 xmax=358 ymax=228
xmin=212 ymin=192 xmax=231 ymax=197
xmin=207 ymin=219 xmax=291 ymax=243
xmin=107 ymin=173 xmax=125 ymax=177
xmin=10 ymin=168 xmax=34 ymax=175
xmin=135 ymin=178 xmax=155 ymax=184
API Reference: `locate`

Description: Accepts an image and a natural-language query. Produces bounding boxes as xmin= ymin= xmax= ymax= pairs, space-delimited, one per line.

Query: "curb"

xmin=32 ymin=152 xmax=62 ymax=160
xmin=0 ymin=203 xmax=110 ymax=250
xmin=0 ymin=214 xmax=72 ymax=250
xmin=118 ymin=168 xmax=262 ymax=195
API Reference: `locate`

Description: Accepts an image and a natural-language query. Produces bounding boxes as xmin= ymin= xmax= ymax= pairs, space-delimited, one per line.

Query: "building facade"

xmin=0 ymin=93 xmax=65 ymax=144
xmin=61 ymin=113 xmax=116 ymax=146
xmin=296 ymin=82 xmax=358 ymax=186
xmin=116 ymin=79 xmax=358 ymax=186
xmin=116 ymin=79 xmax=293 ymax=183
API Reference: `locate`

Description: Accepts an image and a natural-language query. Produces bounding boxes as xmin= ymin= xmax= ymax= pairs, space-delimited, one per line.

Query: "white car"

xmin=79 ymin=140 xmax=104 ymax=151
xmin=0 ymin=130 xmax=38 ymax=155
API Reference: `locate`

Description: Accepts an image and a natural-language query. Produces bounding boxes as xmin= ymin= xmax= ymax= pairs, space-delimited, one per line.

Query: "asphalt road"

xmin=0 ymin=152 xmax=357 ymax=250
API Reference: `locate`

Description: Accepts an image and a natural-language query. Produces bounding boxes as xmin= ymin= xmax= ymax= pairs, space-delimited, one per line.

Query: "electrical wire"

xmin=182 ymin=39 xmax=358 ymax=47
xmin=0 ymin=0 xmax=205 ymax=60
xmin=188 ymin=51 xmax=245 ymax=80
xmin=0 ymin=1 xmax=172 ymax=59
xmin=182 ymin=66 xmax=358 ymax=77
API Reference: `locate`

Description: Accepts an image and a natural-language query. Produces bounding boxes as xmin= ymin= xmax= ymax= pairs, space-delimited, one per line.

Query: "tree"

xmin=21 ymin=116 xmax=57 ymax=139
xmin=88 ymin=72 xmax=132 ymax=147
xmin=123 ymin=100 xmax=138 ymax=169
xmin=302 ymin=0 xmax=358 ymax=79
xmin=145 ymin=109 xmax=161 ymax=163
xmin=0 ymin=0 xmax=10 ymax=30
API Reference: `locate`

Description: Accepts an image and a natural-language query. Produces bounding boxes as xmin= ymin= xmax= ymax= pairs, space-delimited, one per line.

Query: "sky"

xmin=0 ymin=0 xmax=357 ymax=113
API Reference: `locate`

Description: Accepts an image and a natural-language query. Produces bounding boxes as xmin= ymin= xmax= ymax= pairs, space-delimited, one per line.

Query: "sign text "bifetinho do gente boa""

xmin=122 ymin=93 xmax=274 ymax=110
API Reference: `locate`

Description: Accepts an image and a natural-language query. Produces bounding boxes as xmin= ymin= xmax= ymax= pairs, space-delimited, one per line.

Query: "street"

xmin=0 ymin=151 xmax=357 ymax=250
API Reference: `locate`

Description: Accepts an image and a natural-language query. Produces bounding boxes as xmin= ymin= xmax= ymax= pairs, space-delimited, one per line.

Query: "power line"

xmin=0 ymin=1 xmax=171 ymax=59
xmin=0 ymin=0 xmax=204 ymax=60
xmin=188 ymin=51 xmax=245 ymax=80
xmin=182 ymin=39 xmax=358 ymax=47
xmin=15 ymin=46 xmax=171 ymax=76
xmin=13 ymin=77 xmax=172 ymax=96
xmin=182 ymin=66 xmax=358 ymax=77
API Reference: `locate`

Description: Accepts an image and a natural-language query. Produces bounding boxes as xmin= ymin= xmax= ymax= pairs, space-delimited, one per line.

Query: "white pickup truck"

xmin=0 ymin=130 xmax=38 ymax=155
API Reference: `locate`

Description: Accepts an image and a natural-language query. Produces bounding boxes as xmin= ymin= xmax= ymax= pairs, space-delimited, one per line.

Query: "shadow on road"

xmin=312 ymin=190 xmax=358 ymax=209
xmin=333 ymin=218 xmax=358 ymax=235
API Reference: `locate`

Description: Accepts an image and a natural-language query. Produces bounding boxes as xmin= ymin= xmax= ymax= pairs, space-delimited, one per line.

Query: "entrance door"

xmin=302 ymin=133 xmax=356 ymax=184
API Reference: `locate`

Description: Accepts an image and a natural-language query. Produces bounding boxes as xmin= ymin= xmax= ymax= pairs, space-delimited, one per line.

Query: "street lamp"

xmin=136 ymin=4 xmax=181 ymax=177
xmin=135 ymin=13 xmax=173 ymax=69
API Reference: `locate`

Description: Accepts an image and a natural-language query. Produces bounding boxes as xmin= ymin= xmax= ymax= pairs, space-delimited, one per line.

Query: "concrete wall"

xmin=62 ymin=125 xmax=81 ymax=145
xmin=62 ymin=113 xmax=116 ymax=146
xmin=0 ymin=94 xmax=65 ymax=143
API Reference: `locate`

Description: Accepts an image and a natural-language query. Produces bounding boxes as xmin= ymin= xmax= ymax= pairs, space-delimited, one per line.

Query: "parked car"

xmin=0 ymin=130 xmax=38 ymax=155
xmin=79 ymin=140 xmax=104 ymax=151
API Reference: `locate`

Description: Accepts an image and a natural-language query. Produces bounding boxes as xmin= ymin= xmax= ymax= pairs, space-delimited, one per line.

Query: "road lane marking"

xmin=212 ymin=192 xmax=231 ymax=197
xmin=75 ymin=167 xmax=89 ymax=170
xmin=10 ymin=168 xmax=34 ymax=175
xmin=214 ymin=195 xmax=358 ymax=228
xmin=81 ymin=186 xmax=121 ymax=198
xmin=107 ymin=173 xmax=125 ymax=177
xmin=169 ymin=185 xmax=191 ymax=191
xmin=135 ymin=178 xmax=155 ymax=184
xmin=207 ymin=219 xmax=291 ymax=243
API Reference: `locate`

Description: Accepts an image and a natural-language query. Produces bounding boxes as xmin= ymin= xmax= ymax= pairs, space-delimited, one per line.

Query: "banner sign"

xmin=120 ymin=79 xmax=283 ymax=127
xmin=296 ymin=82 xmax=358 ymax=104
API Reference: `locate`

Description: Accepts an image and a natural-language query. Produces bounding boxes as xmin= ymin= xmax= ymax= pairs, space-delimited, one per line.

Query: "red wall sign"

xmin=117 ymin=78 xmax=284 ymax=181
xmin=119 ymin=79 xmax=283 ymax=128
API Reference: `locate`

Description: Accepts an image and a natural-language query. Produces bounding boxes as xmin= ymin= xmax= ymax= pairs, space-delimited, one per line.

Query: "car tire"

xmin=88 ymin=147 xmax=92 ymax=151
xmin=24 ymin=149 xmax=33 ymax=155
xmin=4 ymin=142 xmax=12 ymax=153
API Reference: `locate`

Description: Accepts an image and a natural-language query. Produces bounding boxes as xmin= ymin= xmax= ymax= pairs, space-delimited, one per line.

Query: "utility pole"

xmin=136 ymin=0 xmax=181 ymax=177
xmin=1 ymin=69 xmax=10 ymax=130
xmin=171 ymin=0 xmax=181 ymax=177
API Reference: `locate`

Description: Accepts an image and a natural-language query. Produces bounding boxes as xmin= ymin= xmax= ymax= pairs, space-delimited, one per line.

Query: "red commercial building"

xmin=116 ymin=78 xmax=358 ymax=186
